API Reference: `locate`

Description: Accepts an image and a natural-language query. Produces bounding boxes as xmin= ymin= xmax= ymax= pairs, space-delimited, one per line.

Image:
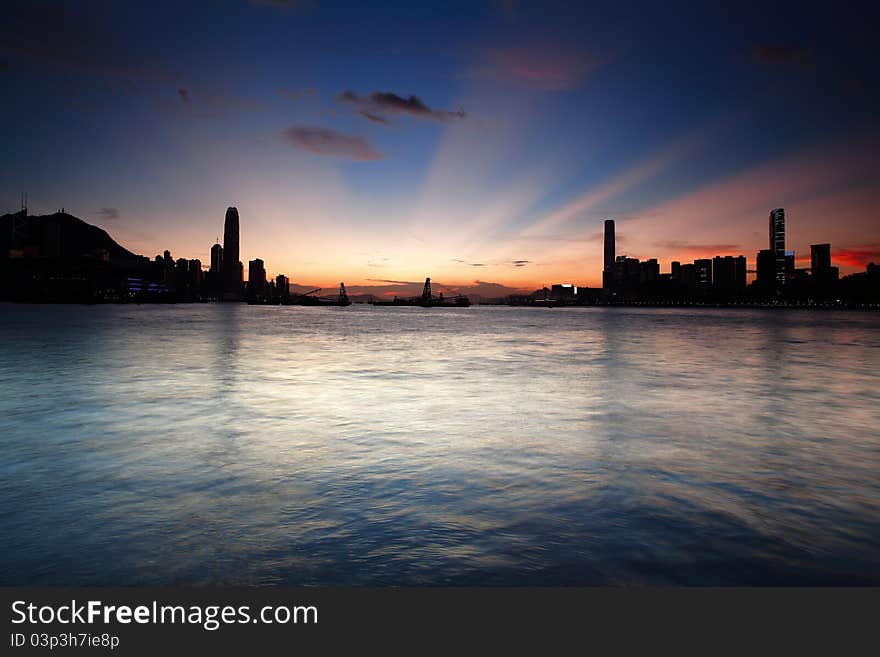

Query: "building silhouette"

xmin=713 ymin=255 xmax=747 ymax=296
xmin=210 ymin=242 xmax=223 ymax=274
xmin=276 ymin=274 xmax=290 ymax=300
xmin=248 ymin=258 xmax=266 ymax=297
xmin=222 ymin=207 xmax=241 ymax=300
xmin=694 ymin=258 xmax=712 ymax=293
xmin=810 ymin=243 xmax=838 ymax=298
xmin=811 ymin=243 xmax=830 ymax=272
xmin=770 ymin=208 xmax=786 ymax=296
xmin=603 ymin=219 xmax=615 ymax=291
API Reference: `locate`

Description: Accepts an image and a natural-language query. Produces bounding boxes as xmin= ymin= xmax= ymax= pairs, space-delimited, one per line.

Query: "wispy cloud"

xmin=468 ymin=44 xmax=605 ymax=90
xmin=0 ymin=3 xmax=172 ymax=83
xmin=833 ymin=245 xmax=880 ymax=268
xmin=654 ymin=241 xmax=740 ymax=253
xmin=339 ymin=91 xmax=466 ymax=124
xmin=359 ymin=110 xmax=390 ymax=125
xmin=752 ymin=45 xmax=812 ymax=66
xmin=281 ymin=125 xmax=383 ymax=161
xmin=96 ymin=207 xmax=120 ymax=221
xmin=279 ymin=87 xmax=315 ymax=100
xmin=366 ymin=279 xmax=422 ymax=285
xmin=249 ymin=0 xmax=312 ymax=9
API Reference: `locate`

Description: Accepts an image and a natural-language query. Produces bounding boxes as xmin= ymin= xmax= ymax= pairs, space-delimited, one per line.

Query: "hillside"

xmin=0 ymin=211 xmax=141 ymax=262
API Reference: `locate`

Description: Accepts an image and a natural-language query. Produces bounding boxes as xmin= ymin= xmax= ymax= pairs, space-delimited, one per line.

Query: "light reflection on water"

xmin=0 ymin=303 xmax=878 ymax=585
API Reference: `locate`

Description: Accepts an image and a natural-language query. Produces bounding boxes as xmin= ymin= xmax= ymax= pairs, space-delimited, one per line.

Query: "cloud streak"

xmin=833 ymin=245 xmax=880 ymax=268
xmin=359 ymin=110 xmax=390 ymax=125
xmin=752 ymin=45 xmax=812 ymax=66
xmin=468 ymin=44 xmax=604 ymax=90
xmin=339 ymin=91 xmax=465 ymax=124
xmin=279 ymin=87 xmax=315 ymax=100
xmin=96 ymin=207 xmax=120 ymax=221
xmin=654 ymin=241 xmax=741 ymax=253
xmin=281 ymin=125 xmax=383 ymax=161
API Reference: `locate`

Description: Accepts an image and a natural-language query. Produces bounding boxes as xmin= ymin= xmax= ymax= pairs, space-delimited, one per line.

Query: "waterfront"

xmin=1 ymin=303 xmax=878 ymax=585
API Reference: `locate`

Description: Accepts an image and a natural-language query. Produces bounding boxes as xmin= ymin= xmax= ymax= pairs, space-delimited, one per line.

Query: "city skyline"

xmin=1 ymin=1 xmax=879 ymax=294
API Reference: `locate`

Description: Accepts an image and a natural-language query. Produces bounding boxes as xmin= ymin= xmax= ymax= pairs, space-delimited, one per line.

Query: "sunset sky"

xmin=1 ymin=0 xmax=878 ymax=296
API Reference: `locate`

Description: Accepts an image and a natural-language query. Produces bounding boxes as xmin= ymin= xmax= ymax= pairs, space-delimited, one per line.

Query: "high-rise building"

xmin=640 ymin=258 xmax=659 ymax=284
xmin=712 ymin=255 xmax=747 ymax=297
xmin=188 ymin=259 xmax=202 ymax=294
xmin=671 ymin=261 xmax=681 ymax=280
xmin=248 ymin=258 xmax=266 ymax=296
xmin=811 ymin=243 xmax=831 ymax=273
xmin=222 ymin=207 xmax=240 ymax=299
xmin=694 ymin=258 xmax=712 ymax=293
xmin=603 ymin=219 xmax=615 ymax=290
xmin=210 ymin=242 xmax=223 ymax=273
xmin=769 ymin=208 xmax=785 ymax=296
xmin=276 ymin=274 xmax=290 ymax=299
xmin=810 ymin=243 xmax=837 ymax=298
xmin=734 ymin=255 xmax=747 ymax=292
xmin=756 ymin=249 xmax=775 ymax=296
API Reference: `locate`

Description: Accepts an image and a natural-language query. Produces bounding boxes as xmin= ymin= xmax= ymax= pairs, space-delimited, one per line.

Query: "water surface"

xmin=1 ymin=303 xmax=878 ymax=585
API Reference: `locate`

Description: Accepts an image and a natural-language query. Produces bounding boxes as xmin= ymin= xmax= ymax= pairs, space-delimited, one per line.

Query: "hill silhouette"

xmin=0 ymin=211 xmax=141 ymax=262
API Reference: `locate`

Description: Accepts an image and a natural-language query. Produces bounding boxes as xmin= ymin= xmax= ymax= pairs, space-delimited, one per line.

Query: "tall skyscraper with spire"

xmin=769 ymin=208 xmax=785 ymax=297
xmin=222 ymin=206 xmax=240 ymax=300
xmin=603 ymin=219 xmax=615 ymax=291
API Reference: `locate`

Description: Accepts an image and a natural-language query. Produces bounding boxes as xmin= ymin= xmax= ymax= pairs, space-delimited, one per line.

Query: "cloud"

xmin=0 ymin=3 xmax=172 ymax=83
xmin=279 ymin=87 xmax=315 ymax=100
xmin=338 ymin=90 xmax=466 ymax=124
xmin=366 ymin=279 xmax=422 ymax=286
xmin=511 ymin=260 xmax=531 ymax=267
xmin=96 ymin=207 xmax=120 ymax=221
xmin=751 ymin=45 xmax=812 ymax=66
xmin=654 ymin=241 xmax=741 ymax=253
xmin=453 ymin=259 xmax=485 ymax=267
xmin=249 ymin=0 xmax=311 ymax=8
xmin=281 ymin=125 xmax=383 ymax=161
xmin=177 ymin=88 xmax=189 ymax=103
xmin=359 ymin=110 xmax=390 ymax=125
xmin=833 ymin=245 xmax=880 ymax=268
xmin=468 ymin=44 xmax=604 ymax=90
xmin=495 ymin=0 xmax=516 ymax=19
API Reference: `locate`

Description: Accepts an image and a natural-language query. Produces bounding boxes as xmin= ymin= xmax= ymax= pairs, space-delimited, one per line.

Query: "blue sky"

xmin=1 ymin=0 xmax=877 ymax=293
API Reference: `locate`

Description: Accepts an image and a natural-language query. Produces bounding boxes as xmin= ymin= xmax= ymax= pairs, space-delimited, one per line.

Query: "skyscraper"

xmin=769 ymin=208 xmax=785 ymax=296
xmin=603 ymin=219 xmax=615 ymax=290
xmin=276 ymin=274 xmax=290 ymax=300
xmin=210 ymin=242 xmax=223 ymax=274
xmin=222 ymin=207 xmax=240 ymax=299
xmin=694 ymin=258 xmax=712 ymax=293
xmin=810 ymin=243 xmax=837 ymax=298
xmin=756 ymin=249 xmax=775 ymax=296
xmin=712 ymin=255 xmax=747 ymax=297
xmin=248 ymin=258 xmax=266 ymax=296
xmin=811 ymin=243 xmax=831 ymax=273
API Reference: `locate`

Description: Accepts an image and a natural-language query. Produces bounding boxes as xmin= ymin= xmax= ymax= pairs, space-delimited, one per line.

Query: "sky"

xmin=1 ymin=0 xmax=878 ymax=297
